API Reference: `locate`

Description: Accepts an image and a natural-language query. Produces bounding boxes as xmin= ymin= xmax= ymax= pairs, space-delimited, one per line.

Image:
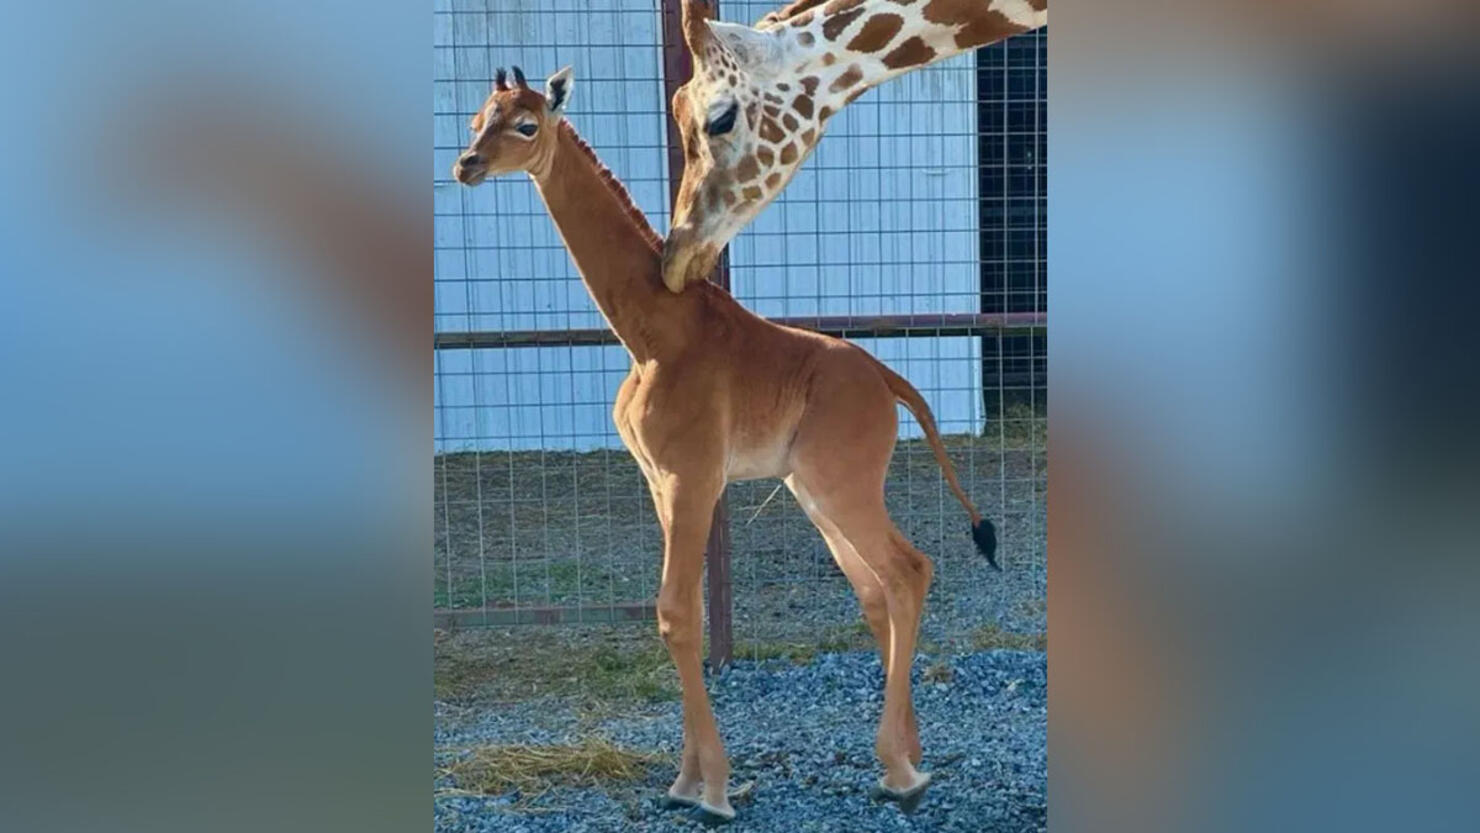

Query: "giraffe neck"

xmin=531 ymin=123 xmax=669 ymax=362
xmin=779 ymin=0 xmax=1045 ymax=107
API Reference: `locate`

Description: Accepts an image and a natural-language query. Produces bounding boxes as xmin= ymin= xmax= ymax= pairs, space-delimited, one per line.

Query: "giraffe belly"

xmin=725 ymin=438 xmax=792 ymax=482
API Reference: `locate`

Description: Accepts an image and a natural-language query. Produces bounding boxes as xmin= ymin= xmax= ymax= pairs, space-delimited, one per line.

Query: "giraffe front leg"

xmin=651 ymin=472 xmax=734 ymax=824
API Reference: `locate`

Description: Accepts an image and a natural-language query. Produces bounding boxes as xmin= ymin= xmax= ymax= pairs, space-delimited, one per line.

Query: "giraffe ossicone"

xmin=661 ymin=0 xmax=1046 ymax=292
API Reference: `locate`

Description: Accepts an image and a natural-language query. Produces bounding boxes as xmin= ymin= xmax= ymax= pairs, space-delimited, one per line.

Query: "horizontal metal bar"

xmin=435 ymin=312 xmax=1046 ymax=349
xmin=434 ymin=602 xmax=655 ymax=629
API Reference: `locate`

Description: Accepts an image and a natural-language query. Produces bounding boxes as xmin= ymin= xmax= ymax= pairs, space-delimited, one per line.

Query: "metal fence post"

xmin=661 ymin=0 xmax=733 ymax=670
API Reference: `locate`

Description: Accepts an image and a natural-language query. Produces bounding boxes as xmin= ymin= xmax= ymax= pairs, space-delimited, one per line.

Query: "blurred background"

xmin=0 ymin=1 xmax=1477 ymax=832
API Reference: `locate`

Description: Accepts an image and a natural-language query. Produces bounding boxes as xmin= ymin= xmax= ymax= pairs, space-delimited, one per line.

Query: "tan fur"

xmin=454 ymin=69 xmax=991 ymax=813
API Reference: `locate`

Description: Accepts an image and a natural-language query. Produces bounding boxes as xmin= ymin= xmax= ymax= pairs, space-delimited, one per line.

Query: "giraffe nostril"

xmin=459 ymin=153 xmax=484 ymax=168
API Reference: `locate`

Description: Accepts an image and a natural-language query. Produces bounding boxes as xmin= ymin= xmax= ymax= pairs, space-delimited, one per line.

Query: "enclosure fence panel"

xmin=433 ymin=0 xmax=1046 ymax=659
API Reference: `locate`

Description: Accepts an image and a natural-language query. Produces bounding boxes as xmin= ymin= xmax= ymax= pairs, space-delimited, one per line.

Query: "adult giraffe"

xmin=452 ymin=66 xmax=997 ymax=823
xmin=663 ymin=0 xmax=1047 ymax=290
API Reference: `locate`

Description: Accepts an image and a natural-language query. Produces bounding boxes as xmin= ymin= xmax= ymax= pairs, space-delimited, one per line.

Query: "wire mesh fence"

xmin=433 ymin=0 xmax=1046 ymax=658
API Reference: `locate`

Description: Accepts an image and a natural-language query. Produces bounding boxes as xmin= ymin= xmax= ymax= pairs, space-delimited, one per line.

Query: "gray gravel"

xmin=435 ymin=649 xmax=1046 ymax=833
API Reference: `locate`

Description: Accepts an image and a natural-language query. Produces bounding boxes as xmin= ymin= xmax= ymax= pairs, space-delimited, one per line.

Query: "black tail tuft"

xmin=972 ymin=518 xmax=1000 ymax=571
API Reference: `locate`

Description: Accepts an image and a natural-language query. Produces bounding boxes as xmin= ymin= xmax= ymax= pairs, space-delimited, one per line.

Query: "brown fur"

xmin=848 ymin=13 xmax=905 ymax=53
xmin=954 ymin=12 xmax=1017 ymax=48
xmin=923 ymin=0 xmax=1020 ymax=49
xmin=736 ymin=155 xmax=762 ymax=183
xmin=829 ymin=64 xmax=864 ymax=93
xmin=883 ymin=35 xmax=937 ymax=69
xmin=456 ymin=77 xmax=991 ymax=814
xmin=822 ymin=7 xmax=866 ymax=40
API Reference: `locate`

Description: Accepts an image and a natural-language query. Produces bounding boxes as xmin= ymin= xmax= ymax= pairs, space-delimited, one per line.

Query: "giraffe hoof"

xmin=688 ymin=801 xmax=736 ymax=826
xmin=870 ymin=772 xmax=932 ymax=814
xmin=660 ymin=792 xmax=700 ymax=810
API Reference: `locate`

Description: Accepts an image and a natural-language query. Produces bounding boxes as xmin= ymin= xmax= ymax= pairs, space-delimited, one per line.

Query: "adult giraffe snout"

xmin=661 ymin=223 xmax=721 ymax=292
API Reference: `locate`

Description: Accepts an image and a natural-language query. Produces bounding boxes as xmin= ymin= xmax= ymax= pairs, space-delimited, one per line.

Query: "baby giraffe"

xmin=452 ymin=65 xmax=998 ymax=824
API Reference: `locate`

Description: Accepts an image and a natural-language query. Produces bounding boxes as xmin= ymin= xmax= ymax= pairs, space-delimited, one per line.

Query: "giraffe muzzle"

xmin=661 ymin=227 xmax=719 ymax=293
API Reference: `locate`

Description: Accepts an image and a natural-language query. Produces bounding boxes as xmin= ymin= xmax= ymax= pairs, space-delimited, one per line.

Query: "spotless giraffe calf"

xmin=452 ymin=64 xmax=998 ymax=824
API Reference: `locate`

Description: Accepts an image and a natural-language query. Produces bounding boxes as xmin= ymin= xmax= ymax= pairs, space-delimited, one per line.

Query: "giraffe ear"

xmin=703 ymin=19 xmax=782 ymax=67
xmin=544 ymin=66 xmax=574 ymax=116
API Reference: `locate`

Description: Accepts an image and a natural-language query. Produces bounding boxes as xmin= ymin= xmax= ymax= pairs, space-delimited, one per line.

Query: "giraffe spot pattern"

xmin=822 ymin=52 xmax=836 ymax=66
xmin=797 ymin=31 xmax=815 ymax=46
xmin=737 ymin=156 xmax=762 ymax=183
xmin=790 ymin=11 xmax=815 ymax=27
xmin=779 ymin=142 xmax=799 ymax=164
xmin=792 ymin=94 xmax=814 ymax=119
xmin=737 ymin=156 xmax=763 ymax=184
xmin=829 ymin=64 xmax=863 ymax=93
xmin=742 ymin=185 xmax=764 ymax=200
xmin=759 ymin=117 xmax=786 ymax=143
xmin=953 ymin=11 xmax=1020 ymax=49
xmin=764 ymin=104 xmax=781 ymax=118
xmin=757 ymin=146 xmax=775 ymax=166
xmin=846 ymin=13 xmax=904 ymax=53
xmin=882 ymin=35 xmax=936 ymax=69
xmin=765 ymin=173 xmax=782 ymax=189
xmin=800 ymin=77 xmax=820 ymax=96
xmin=801 ymin=128 xmax=817 ymax=145
xmin=722 ymin=190 xmax=738 ymax=206
xmin=818 ymin=106 xmax=834 ymax=121
xmin=822 ymin=8 xmax=866 ymax=41
xmin=782 ymin=113 xmax=799 ymax=131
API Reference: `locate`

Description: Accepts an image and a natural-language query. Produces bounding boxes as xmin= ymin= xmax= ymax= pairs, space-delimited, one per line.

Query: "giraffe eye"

xmin=515 ymin=122 xmax=538 ymax=137
xmin=705 ymin=102 xmax=739 ymax=136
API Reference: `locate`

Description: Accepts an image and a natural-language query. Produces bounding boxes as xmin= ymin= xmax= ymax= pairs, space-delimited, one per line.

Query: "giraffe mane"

xmin=558 ymin=120 xmax=663 ymax=254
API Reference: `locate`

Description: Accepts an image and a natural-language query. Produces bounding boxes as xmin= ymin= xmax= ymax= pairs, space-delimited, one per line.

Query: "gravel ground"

xmin=435 ymin=649 xmax=1046 ymax=833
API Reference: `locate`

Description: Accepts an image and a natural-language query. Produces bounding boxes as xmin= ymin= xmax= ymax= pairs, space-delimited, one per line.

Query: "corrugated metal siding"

xmin=434 ymin=1 xmax=982 ymax=451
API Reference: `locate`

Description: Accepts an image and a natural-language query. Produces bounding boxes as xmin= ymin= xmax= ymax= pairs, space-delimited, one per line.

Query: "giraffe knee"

xmin=856 ymin=580 xmax=887 ymax=620
xmin=656 ymin=590 xmax=699 ymax=651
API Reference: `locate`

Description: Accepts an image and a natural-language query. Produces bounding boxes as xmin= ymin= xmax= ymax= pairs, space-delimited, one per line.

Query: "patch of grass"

xmin=922 ymin=659 xmax=955 ymax=684
xmin=585 ymin=642 xmax=678 ymax=703
xmin=440 ymin=737 xmax=666 ymax=799
xmin=435 ymin=627 xmax=678 ymax=705
xmin=970 ymin=623 xmax=1047 ymax=652
xmin=733 ymin=622 xmax=878 ymax=664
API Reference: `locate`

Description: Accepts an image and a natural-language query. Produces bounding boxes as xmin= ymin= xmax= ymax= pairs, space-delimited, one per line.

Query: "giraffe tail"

xmin=867 ymin=355 xmax=1001 ymax=570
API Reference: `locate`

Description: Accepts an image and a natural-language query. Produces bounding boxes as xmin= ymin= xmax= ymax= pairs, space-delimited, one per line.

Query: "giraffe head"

xmin=662 ymin=0 xmax=1047 ymax=292
xmin=662 ymin=0 xmax=829 ymax=292
xmin=452 ymin=65 xmax=575 ymax=186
